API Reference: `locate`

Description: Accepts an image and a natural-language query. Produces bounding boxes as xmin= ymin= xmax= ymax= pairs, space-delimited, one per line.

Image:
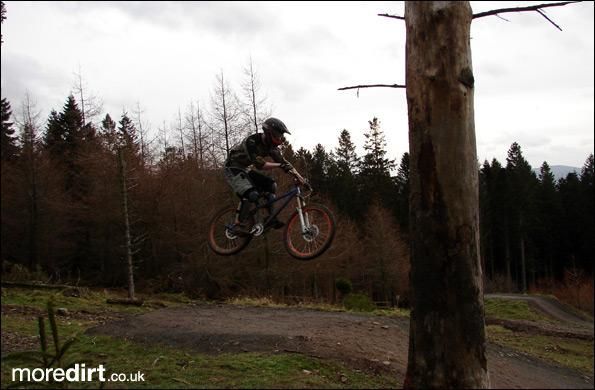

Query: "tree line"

xmin=1 ymin=1 xmax=591 ymax=303
xmin=0 ymin=85 xmax=412 ymax=305
xmin=1 ymin=87 xmax=592 ymax=303
xmin=479 ymin=144 xmax=593 ymax=292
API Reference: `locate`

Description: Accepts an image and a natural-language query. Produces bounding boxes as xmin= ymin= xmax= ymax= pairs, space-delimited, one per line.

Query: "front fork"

xmin=295 ymin=188 xmax=310 ymax=234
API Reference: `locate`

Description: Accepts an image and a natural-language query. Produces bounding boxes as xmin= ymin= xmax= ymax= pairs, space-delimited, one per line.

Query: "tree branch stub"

xmin=378 ymin=1 xmax=580 ymax=30
xmin=337 ymin=83 xmax=406 ymax=91
xmin=472 ymin=1 xmax=580 ymax=31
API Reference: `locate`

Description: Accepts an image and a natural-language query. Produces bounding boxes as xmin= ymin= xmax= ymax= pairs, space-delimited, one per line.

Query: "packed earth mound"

xmin=88 ymin=297 xmax=593 ymax=389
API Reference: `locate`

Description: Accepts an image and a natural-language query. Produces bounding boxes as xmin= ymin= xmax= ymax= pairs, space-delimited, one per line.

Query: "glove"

xmin=254 ymin=156 xmax=266 ymax=169
xmin=280 ymin=162 xmax=294 ymax=173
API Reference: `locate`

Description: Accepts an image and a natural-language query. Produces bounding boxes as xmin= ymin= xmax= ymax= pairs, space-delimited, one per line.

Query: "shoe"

xmin=267 ymin=217 xmax=285 ymax=230
xmin=233 ymin=222 xmax=253 ymax=235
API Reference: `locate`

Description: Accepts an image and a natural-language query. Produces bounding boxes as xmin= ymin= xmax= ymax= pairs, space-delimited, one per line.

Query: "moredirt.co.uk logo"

xmin=11 ymin=363 xmax=145 ymax=384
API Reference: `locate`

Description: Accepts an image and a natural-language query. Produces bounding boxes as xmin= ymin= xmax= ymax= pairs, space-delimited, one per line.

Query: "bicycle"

xmin=208 ymin=169 xmax=335 ymax=260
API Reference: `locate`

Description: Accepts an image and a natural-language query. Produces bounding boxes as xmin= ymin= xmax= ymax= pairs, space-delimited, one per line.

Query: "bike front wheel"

xmin=208 ymin=206 xmax=253 ymax=256
xmin=283 ymin=203 xmax=336 ymax=260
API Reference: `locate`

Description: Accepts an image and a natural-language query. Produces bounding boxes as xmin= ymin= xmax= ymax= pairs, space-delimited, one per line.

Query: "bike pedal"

xmin=250 ymin=223 xmax=265 ymax=237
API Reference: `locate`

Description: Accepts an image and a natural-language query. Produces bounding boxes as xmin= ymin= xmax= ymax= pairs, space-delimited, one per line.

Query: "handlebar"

xmin=289 ymin=168 xmax=313 ymax=195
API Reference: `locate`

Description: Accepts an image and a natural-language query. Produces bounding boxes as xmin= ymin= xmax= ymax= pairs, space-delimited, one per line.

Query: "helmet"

xmin=262 ymin=117 xmax=290 ymax=146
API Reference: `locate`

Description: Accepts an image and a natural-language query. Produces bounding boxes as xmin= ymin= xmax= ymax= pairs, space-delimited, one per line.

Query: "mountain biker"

xmin=224 ymin=117 xmax=306 ymax=234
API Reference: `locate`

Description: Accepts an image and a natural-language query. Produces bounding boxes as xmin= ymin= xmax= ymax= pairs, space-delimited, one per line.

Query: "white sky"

xmin=1 ymin=1 xmax=593 ymax=168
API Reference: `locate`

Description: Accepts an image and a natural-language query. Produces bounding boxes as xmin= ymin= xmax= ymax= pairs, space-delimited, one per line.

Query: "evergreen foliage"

xmin=1 ymin=97 xmax=18 ymax=160
xmin=0 ymin=89 xmax=592 ymax=304
xmin=395 ymin=152 xmax=410 ymax=230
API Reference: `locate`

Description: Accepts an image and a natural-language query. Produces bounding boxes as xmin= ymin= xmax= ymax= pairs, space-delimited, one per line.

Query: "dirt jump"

xmin=88 ymin=295 xmax=593 ymax=389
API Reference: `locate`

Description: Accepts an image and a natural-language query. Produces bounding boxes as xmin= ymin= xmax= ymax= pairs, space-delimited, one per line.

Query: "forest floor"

xmin=2 ymin=288 xmax=593 ymax=389
xmin=86 ymin=294 xmax=593 ymax=389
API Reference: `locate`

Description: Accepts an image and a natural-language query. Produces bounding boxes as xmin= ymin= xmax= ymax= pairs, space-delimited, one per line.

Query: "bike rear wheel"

xmin=208 ymin=206 xmax=253 ymax=256
xmin=284 ymin=203 xmax=335 ymax=260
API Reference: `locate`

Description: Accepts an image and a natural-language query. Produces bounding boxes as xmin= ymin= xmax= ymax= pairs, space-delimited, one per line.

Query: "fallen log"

xmin=1 ymin=280 xmax=78 ymax=290
xmin=106 ymin=298 xmax=144 ymax=306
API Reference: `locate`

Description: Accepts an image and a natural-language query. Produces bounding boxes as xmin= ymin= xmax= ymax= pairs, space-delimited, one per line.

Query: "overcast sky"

xmin=1 ymin=1 xmax=593 ymax=169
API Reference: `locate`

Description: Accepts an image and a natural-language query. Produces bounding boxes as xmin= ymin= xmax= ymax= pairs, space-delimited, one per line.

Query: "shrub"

xmin=1 ymin=260 xmax=50 ymax=283
xmin=335 ymin=278 xmax=352 ymax=296
xmin=343 ymin=292 xmax=376 ymax=312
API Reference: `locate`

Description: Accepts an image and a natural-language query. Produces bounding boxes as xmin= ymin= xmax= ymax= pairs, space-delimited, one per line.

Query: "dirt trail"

xmin=88 ymin=299 xmax=594 ymax=389
xmin=486 ymin=293 xmax=594 ymax=328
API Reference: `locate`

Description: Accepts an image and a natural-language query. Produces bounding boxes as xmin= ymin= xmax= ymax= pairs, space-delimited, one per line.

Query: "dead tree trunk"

xmin=404 ymin=2 xmax=489 ymax=388
xmin=118 ymin=149 xmax=136 ymax=301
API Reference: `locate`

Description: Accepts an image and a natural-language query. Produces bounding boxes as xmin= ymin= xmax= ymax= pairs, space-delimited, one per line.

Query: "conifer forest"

xmin=1 ymin=1 xmax=593 ymax=315
xmin=1 ymin=90 xmax=593 ymax=311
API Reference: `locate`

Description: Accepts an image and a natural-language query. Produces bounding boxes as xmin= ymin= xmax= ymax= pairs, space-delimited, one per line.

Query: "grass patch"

xmin=226 ymin=296 xmax=290 ymax=309
xmin=226 ymin=296 xmax=409 ymax=318
xmin=1 ymin=287 xmax=195 ymax=315
xmin=487 ymin=325 xmax=594 ymax=375
xmin=2 ymin=332 xmax=399 ymax=389
xmin=2 ymin=312 xmax=90 ymax=340
xmin=484 ymin=298 xmax=556 ymax=323
xmin=2 ymin=289 xmax=399 ymax=388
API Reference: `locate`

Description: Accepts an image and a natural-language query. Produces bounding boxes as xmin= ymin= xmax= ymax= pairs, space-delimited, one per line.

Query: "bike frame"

xmin=235 ymin=184 xmax=311 ymax=234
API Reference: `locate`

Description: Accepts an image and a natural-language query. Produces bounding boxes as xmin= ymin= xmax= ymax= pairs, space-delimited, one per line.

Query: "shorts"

xmin=224 ymin=167 xmax=276 ymax=198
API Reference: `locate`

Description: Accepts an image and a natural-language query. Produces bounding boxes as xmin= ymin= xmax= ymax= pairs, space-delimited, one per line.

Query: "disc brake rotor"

xmin=302 ymin=225 xmax=320 ymax=242
xmin=225 ymin=228 xmax=238 ymax=240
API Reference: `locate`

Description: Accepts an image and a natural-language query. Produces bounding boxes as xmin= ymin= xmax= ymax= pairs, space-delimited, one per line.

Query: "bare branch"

xmin=536 ymin=9 xmax=563 ymax=31
xmin=338 ymin=83 xmax=406 ymax=91
xmin=472 ymin=1 xmax=580 ymax=26
xmin=378 ymin=13 xmax=405 ymax=20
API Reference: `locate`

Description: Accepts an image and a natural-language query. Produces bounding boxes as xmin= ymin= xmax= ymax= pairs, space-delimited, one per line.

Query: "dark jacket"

xmin=225 ymin=133 xmax=289 ymax=171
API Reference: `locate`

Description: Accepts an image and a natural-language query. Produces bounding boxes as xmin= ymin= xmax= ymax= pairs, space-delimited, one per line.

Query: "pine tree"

xmin=117 ymin=113 xmax=140 ymax=155
xmin=1 ymin=97 xmax=18 ymax=161
xmin=535 ymin=161 xmax=562 ymax=280
xmin=580 ymin=154 xmax=594 ymax=188
xmin=395 ymin=152 xmax=410 ymax=230
xmin=359 ymin=117 xmax=396 ymax=209
xmin=479 ymin=158 xmax=510 ymax=283
xmin=100 ymin=113 xmax=118 ymax=151
xmin=329 ymin=130 xmax=362 ymax=218
xmin=294 ymin=147 xmax=313 ymax=175
xmin=309 ymin=143 xmax=330 ymax=194
xmin=44 ymin=110 xmax=64 ymax=156
xmin=40 ymin=95 xmax=93 ymax=278
xmin=578 ymin=154 xmax=594 ymax=274
xmin=359 ymin=117 xmax=395 ymax=177
xmin=505 ymin=142 xmax=539 ymax=292
xmin=335 ymin=129 xmax=359 ymax=175
xmin=59 ymin=95 xmax=86 ymax=196
xmin=557 ymin=172 xmax=582 ymax=273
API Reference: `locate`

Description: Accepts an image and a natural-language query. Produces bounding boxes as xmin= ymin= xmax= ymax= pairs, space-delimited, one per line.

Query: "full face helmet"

xmin=262 ymin=117 xmax=291 ymax=146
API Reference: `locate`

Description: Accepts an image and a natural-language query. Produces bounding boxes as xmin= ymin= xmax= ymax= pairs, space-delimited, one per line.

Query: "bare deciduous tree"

xmin=132 ymin=101 xmax=156 ymax=166
xmin=72 ymin=65 xmax=103 ymax=127
xmin=241 ymin=57 xmax=271 ymax=133
xmin=176 ymin=108 xmax=186 ymax=158
xmin=117 ymin=148 xmax=136 ymax=301
xmin=185 ymin=99 xmax=208 ymax=169
xmin=208 ymin=70 xmax=243 ymax=159
xmin=16 ymin=92 xmax=42 ymax=270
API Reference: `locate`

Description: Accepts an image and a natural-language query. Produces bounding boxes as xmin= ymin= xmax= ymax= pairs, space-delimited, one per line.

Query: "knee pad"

xmin=244 ymin=189 xmax=260 ymax=203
